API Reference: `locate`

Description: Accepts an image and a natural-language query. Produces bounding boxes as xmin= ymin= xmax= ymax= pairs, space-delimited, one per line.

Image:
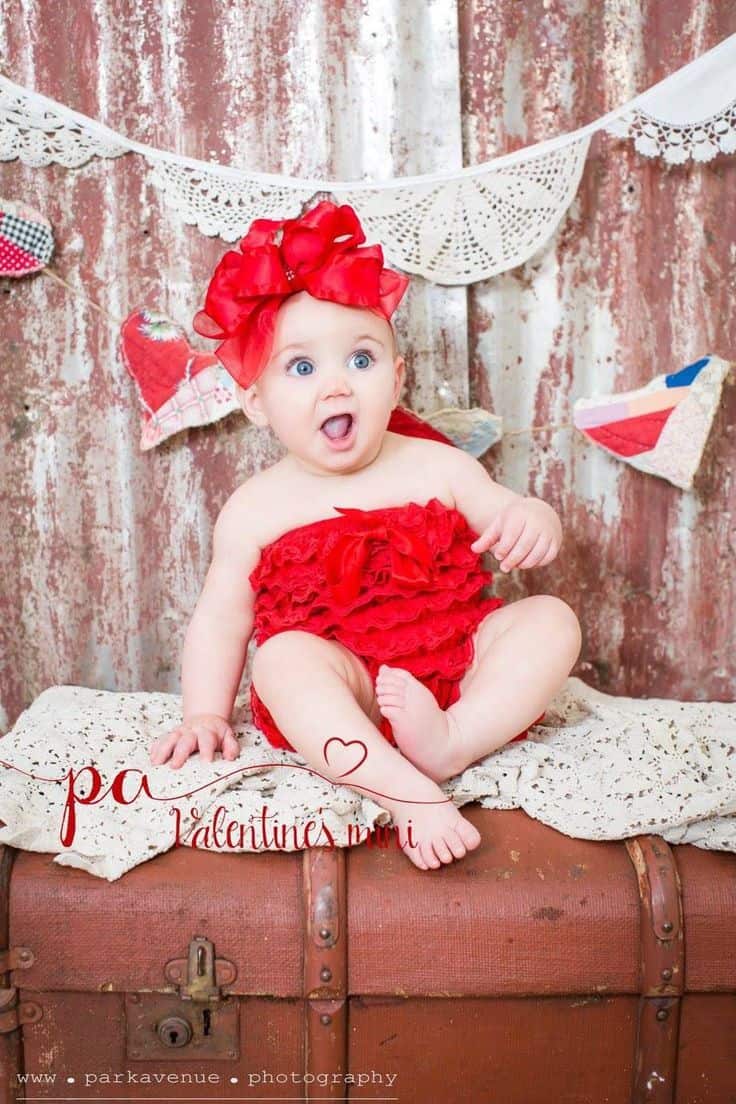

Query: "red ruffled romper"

xmin=248 ymin=497 xmax=539 ymax=752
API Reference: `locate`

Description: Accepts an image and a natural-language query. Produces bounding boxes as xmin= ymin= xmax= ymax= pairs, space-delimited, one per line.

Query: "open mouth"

xmin=320 ymin=412 xmax=355 ymax=443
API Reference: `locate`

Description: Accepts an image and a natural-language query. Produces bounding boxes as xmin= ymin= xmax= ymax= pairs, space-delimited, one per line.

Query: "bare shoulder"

xmin=439 ymin=442 xmax=519 ymax=533
xmin=439 ymin=440 xmax=486 ymax=481
xmin=212 ymin=471 xmax=271 ymax=568
xmin=389 ymin=432 xmax=456 ymax=459
xmin=387 ymin=432 xmax=474 ymax=497
xmin=213 ymin=461 xmax=295 ymax=561
xmin=387 ymin=431 xmax=461 ymax=466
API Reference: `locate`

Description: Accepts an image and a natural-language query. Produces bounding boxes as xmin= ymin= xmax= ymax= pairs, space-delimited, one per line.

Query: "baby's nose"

xmin=321 ymin=370 xmax=353 ymax=398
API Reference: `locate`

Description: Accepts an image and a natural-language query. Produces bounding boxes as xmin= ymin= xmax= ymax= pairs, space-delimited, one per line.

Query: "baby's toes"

xmin=455 ymin=817 xmax=482 ymax=850
xmin=376 ymin=688 xmax=405 ymax=708
xmin=420 ymin=842 xmax=442 ymax=869
xmin=401 ymin=841 xmax=429 ymax=870
xmin=377 ymin=684 xmax=406 ymax=710
xmin=442 ymin=827 xmax=468 ymax=860
xmin=377 ymin=703 xmax=404 ymax=724
xmin=431 ymin=835 xmax=455 ymax=865
xmin=375 ymin=674 xmax=396 ymax=695
xmin=377 ymin=664 xmax=409 ymax=686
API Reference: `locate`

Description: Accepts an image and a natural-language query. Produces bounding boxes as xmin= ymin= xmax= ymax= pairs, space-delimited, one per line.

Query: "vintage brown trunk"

xmin=1 ymin=807 xmax=735 ymax=1102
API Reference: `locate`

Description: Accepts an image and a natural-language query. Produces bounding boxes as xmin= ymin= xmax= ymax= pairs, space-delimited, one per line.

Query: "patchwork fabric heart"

xmin=0 ymin=198 xmax=54 ymax=276
xmin=573 ymin=355 xmax=731 ymax=489
xmin=423 ymin=405 xmax=503 ymax=456
xmin=120 ymin=309 xmax=240 ymax=450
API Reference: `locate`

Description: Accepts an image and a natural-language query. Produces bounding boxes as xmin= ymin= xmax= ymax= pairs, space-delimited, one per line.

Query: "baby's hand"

xmin=470 ymin=496 xmax=562 ymax=572
xmin=149 ymin=713 xmax=240 ymax=769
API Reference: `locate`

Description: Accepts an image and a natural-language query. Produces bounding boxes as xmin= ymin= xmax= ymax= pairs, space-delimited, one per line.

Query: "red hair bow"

xmin=192 ymin=200 xmax=410 ymax=389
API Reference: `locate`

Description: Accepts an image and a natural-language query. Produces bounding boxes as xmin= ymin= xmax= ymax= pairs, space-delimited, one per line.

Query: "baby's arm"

xmin=149 ymin=488 xmax=261 ymax=769
xmin=446 ymin=447 xmax=562 ymax=572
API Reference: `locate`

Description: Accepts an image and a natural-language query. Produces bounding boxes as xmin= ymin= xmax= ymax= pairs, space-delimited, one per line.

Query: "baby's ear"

xmin=236 ymin=383 xmax=269 ymax=427
xmin=392 ymin=355 xmax=406 ymax=406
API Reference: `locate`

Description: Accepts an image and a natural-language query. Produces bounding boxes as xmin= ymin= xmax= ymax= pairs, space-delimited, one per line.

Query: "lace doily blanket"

xmin=0 ymin=677 xmax=734 ymax=882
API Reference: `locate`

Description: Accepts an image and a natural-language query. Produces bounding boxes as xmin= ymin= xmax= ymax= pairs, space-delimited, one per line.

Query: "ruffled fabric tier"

xmin=248 ymin=498 xmax=518 ymax=752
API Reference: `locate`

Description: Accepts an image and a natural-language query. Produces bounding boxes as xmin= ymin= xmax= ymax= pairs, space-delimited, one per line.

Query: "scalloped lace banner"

xmin=604 ymin=33 xmax=736 ymax=164
xmin=148 ymin=139 xmax=591 ymax=281
xmin=0 ymin=82 xmax=129 ymax=166
xmin=1 ymin=34 xmax=734 ymax=283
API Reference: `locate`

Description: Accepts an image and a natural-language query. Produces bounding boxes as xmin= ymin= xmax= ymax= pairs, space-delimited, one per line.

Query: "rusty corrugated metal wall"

xmin=1 ymin=1 xmax=735 ymax=731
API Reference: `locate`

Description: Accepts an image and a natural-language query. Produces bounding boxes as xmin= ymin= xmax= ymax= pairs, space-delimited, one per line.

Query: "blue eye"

xmin=286 ymin=358 xmax=314 ymax=376
xmin=285 ymin=349 xmax=375 ymax=376
xmin=351 ymin=350 xmax=374 ymax=370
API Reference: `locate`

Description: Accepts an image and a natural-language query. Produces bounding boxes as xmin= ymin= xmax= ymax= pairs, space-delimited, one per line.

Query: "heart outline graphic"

xmin=322 ymin=736 xmax=368 ymax=778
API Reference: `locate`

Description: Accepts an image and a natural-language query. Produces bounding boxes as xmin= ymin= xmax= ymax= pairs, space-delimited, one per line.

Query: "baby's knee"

xmin=532 ymin=595 xmax=582 ymax=658
xmin=251 ymin=630 xmax=339 ymax=694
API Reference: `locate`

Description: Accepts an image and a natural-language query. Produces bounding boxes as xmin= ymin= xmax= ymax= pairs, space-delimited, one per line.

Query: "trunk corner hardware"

xmin=0 ymin=946 xmax=41 ymax=1035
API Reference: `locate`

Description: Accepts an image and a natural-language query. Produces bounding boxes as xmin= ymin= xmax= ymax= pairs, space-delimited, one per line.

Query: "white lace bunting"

xmin=1 ymin=35 xmax=734 ymax=282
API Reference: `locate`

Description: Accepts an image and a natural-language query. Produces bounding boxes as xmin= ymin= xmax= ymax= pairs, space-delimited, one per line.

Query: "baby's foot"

xmin=375 ymin=665 xmax=467 ymax=783
xmin=389 ymin=784 xmax=482 ymax=870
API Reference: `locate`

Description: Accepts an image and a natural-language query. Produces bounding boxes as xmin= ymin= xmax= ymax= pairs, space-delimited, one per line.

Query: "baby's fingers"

xmin=499 ymin=525 xmax=540 ymax=572
xmin=170 ymin=730 xmax=198 ymax=770
xmin=196 ymin=728 xmax=219 ymax=764
xmin=197 ymin=724 xmax=239 ymax=764
xmin=515 ymin=534 xmax=552 ymax=570
xmin=149 ymin=728 xmax=182 ymax=765
xmin=538 ymin=538 xmax=559 ymax=566
xmin=470 ymin=514 xmax=504 ymax=553
xmin=491 ymin=515 xmax=526 ymax=557
xmin=220 ymin=726 xmax=240 ymax=761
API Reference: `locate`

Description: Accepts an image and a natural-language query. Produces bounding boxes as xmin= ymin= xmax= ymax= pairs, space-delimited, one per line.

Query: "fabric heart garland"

xmin=0 ymin=197 xmax=54 ymax=275
xmin=423 ymin=406 xmax=503 ymax=456
xmin=119 ymin=309 xmax=240 ymax=450
xmin=120 ymin=305 xmax=730 ymax=487
xmin=120 ymin=308 xmax=463 ymax=452
xmin=573 ymin=354 xmax=731 ymax=489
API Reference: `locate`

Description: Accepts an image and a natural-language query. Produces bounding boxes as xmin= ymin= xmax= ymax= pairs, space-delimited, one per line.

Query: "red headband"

xmin=192 ymin=200 xmax=410 ymax=389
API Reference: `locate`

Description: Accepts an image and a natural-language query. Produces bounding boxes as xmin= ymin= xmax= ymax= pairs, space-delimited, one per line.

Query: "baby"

xmin=149 ymin=200 xmax=582 ymax=871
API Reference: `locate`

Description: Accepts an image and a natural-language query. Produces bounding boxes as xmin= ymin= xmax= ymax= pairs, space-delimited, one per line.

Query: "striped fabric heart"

xmin=573 ymin=355 xmax=731 ymax=489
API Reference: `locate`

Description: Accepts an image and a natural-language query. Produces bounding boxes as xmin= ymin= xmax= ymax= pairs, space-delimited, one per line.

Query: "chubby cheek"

xmin=354 ymin=369 xmax=394 ymax=405
xmin=261 ymin=384 xmax=313 ymax=436
xmin=358 ymin=383 xmax=396 ymax=431
xmin=270 ymin=411 xmax=313 ymax=447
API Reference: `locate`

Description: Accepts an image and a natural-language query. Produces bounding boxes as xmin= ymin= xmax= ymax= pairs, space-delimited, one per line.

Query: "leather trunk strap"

xmin=302 ymin=844 xmax=348 ymax=1099
xmin=625 ymin=835 xmax=685 ymax=1104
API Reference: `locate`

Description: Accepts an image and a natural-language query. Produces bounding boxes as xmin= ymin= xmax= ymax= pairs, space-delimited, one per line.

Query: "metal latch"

xmin=164 ymin=936 xmax=236 ymax=1002
xmin=127 ymin=937 xmax=239 ymax=1061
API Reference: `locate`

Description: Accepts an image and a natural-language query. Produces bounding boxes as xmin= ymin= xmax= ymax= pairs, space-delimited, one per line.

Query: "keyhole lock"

xmin=156 ymin=1015 xmax=193 ymax=1048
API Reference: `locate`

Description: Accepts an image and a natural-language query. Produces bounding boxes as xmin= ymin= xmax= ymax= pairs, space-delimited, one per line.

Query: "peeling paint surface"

xmin=1 ymin=2 xmax=735 ymax=729
xmin=461 ymin=1 xmax=736 ymax=701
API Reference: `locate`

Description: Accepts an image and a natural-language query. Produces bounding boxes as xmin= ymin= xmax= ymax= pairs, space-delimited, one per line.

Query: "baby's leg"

xmin=377 ymin=595 xmax=581 ymax=782
xmin=250 ymin=630 xmax=482 ymax=870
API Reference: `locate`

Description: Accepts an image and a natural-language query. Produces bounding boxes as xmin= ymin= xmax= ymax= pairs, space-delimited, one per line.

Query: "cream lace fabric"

xmin=146 ymin=138 xmax=592 ymax=282
xmin=1 ymin=35 xmax=734 ymax=282
xmin=0 ymin=677 xmax=733 ymax=882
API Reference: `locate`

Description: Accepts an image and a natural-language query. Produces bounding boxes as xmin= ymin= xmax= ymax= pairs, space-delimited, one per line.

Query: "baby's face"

xmin=238 ymin=291 xmax=405 ymax=475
